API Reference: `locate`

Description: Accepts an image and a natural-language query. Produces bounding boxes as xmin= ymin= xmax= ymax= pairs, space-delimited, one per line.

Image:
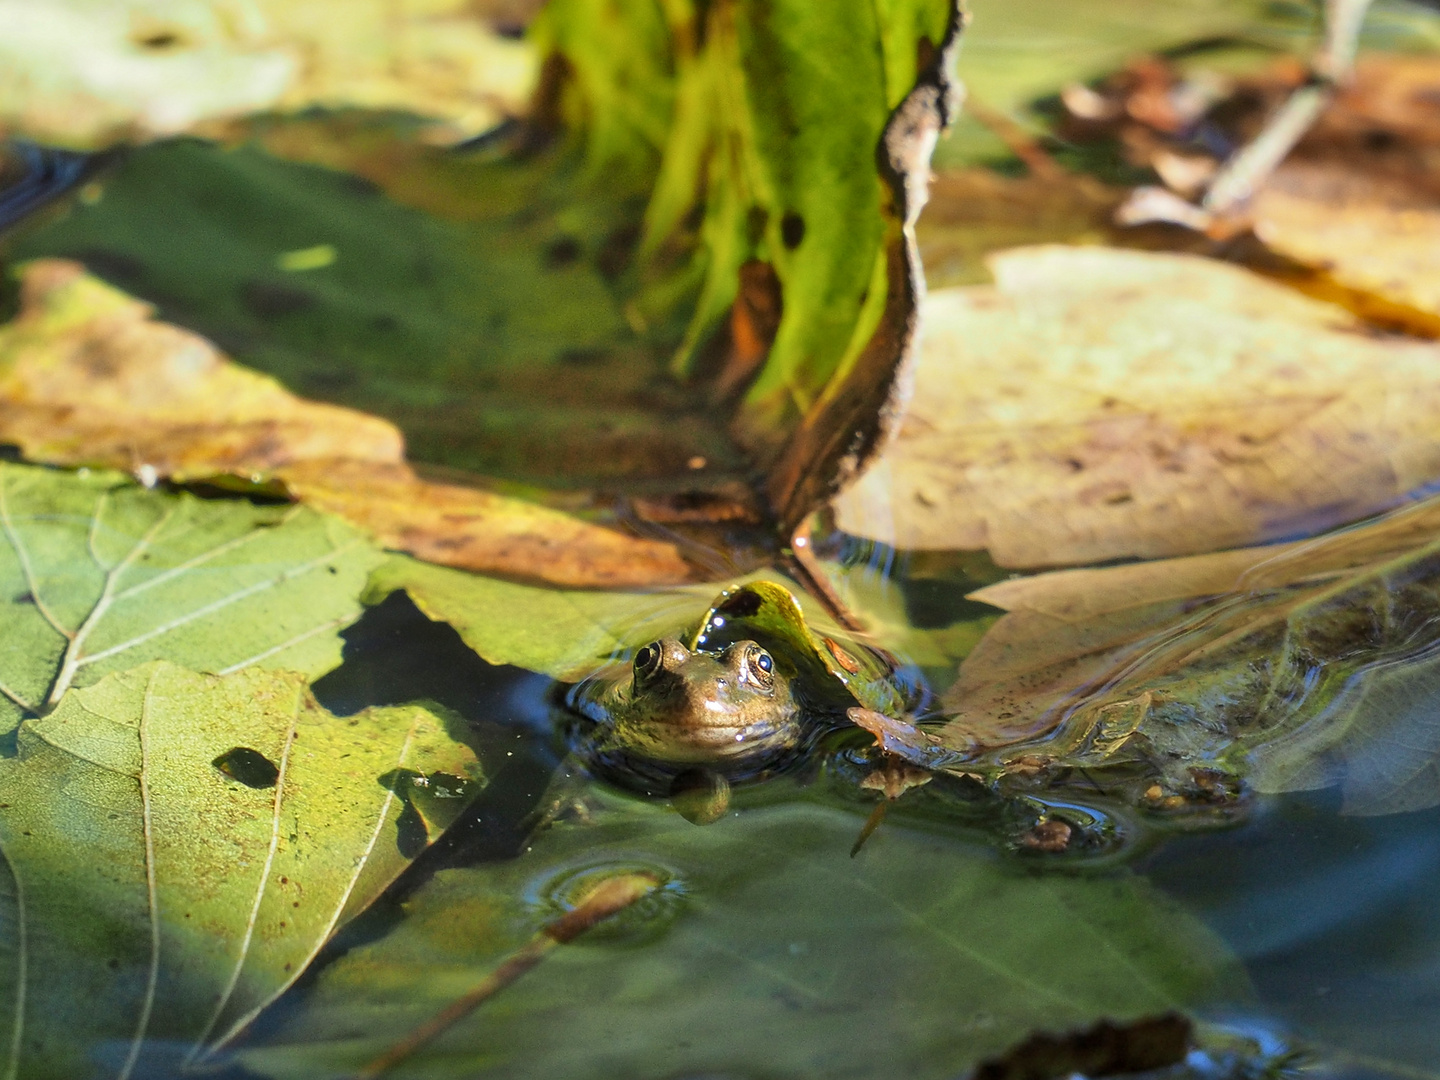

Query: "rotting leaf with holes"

xmin=0 ymin=462 xmax=380 ymax=734
xmin=0 ymin=660 xmax=483 ymax=1079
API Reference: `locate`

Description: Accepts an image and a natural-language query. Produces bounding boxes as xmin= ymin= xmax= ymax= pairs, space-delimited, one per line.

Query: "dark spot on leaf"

xmin=280 ymin=877 xmax=288 ymax=885
xmin=1105 ymin=491 xmax=1134 ymax=505
xmin=780 ymin=211 xmax=805 ymax=250
xmin=327 ymin=566 xmax=338 ymax=574
xmin=746 ymin=206 xmax=769 ymax=245
xmin=558 ymin=346 xmax=607 ymax=366
xmin=213 ymin=746 xmax=280 ymax=788
xmin=13 ymin=592 xmax=31 ymax=605
xmin=337 ymin=173 xmax=382 ymax=199
xmin=394 ymin=796 xmax=428 ymax=859
xmin=68 ymin=248 xmax=147 ymax=285
xmin=369 ymin=314 xmax=398 ymax=332
xmin=972 ymin=1013 xmax=1191 ymax=1080
xmin=240 ymin=280 xmax=316 ymax=319
xmin=108 ymin=958 xmax=120 ymax=970
xmin=283 ymin=963 xmax=292 ymax=971
xmin=543 ymin=235 xmax=583 ymax=268
xmin=1363 ymin=128 xmax=1398 ymax=151
xmin=715 ymin=589 xmax=763 ymax=619
xmin=597 ymin=222 xmax=641 ymax=279
xmin=134 ymin=29 xmax=184 ymax=49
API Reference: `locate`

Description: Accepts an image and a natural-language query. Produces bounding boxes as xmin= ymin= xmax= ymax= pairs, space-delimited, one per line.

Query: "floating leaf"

xmin=0 ymin=462 xmax=380 ymax=732
xmin=834 ymin=246 xmax=1440 ymax=568
xmin=235 ymin=793 xmax=1248 ymax=1080
xmin=0 ymin=661 xmax=482 ymax=1079
xmin=0 ymin=259 xmax=695 ymax=588
xmin=936 ymin=494 xmax=1440 ymax=816
xmin=0 ymin=0 xmax=537 ymax=149
xmin=0 ymin=258 xmax=402 ymax=478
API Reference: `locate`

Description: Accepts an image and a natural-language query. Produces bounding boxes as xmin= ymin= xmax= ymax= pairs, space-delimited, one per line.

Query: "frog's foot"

xmin=847 ymin=707 xmax=968 ymax=770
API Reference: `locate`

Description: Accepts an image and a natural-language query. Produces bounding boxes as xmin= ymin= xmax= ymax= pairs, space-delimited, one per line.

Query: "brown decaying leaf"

xmin=833 ymin=245 xmax=1440 ymax=568
xmin=942 ymin=492 xmax=1440 ymax=754
xmin=0 ymin=259 xmax=402 ymax=475
xmin=0 ymin=260 xmax=693 ymax=588
xmin=282 ymin=459 xmax=692 ymax=589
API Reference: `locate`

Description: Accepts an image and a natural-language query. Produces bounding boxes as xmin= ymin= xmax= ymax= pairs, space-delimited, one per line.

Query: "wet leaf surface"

xmin=236 ymin=791 xmax=1248 ymax=1080
xmin=0 ymin=0 xmax=537 ymax=149
xmin=0 ymin=462 xmax=380 ymax=731
xmin=834 ymin=245 xmax=1440 ymax=567
xmin=0 ymin=259 xmax=695 ymax=587
xmin=0 ymin=660 xmax=482 ymax=1079
xmin=937 ymin=493 xmax=1440 ymax=817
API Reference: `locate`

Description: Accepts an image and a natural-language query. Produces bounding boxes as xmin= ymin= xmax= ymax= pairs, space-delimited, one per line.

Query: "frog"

xmin=562 ymin=579 xmax=913 ymax=812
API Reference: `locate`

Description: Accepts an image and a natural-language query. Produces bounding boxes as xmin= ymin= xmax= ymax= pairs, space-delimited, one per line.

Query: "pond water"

xmin=3 ymin=118 xmax=1439 ymax=1080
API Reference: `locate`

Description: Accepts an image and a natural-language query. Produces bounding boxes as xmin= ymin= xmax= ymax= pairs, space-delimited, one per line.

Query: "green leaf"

xmin=0 ymin=661 xmax=483 ymax=1079
xmin=235 ymin=792 xmax=1247 ymax=1079
xmin=0 ymin=463 xmax=381 ymax=734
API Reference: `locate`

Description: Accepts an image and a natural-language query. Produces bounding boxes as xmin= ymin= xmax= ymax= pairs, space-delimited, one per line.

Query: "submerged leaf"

xmin=0 ymin=463 xmax=380 ymax=733
xmin=834 ymin=246 xmax=1440 ymax=567
xmin=0 ymin=260 xmax=694 ymax=588
xmin=0 ymin=661 xmax=482 ymax=1078
xmin=236 ymin=794 xmax=1247 ymax=1080
xmin=939 ymin=493 xmax=1440 ymax=816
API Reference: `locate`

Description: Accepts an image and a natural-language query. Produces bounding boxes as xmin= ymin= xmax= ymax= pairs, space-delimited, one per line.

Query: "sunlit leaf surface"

xmin=0 ymin=463 xmax=380 ymax=732
xmin=0 ymin=0 xmax=537 ymax=149
xmin=236 ymin=793 xmax=1247 ymax=1080
xmin=0 ymin=661 xmax=482 ymax=1079
xmin=834 ymin=246 xmax=1440 ymax=567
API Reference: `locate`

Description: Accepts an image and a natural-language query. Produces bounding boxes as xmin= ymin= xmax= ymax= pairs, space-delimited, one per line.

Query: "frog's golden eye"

xmin=743 ymin=644 xmax=774 ymax=691
xmin=634 ymin=642 xmax=663 ymax=679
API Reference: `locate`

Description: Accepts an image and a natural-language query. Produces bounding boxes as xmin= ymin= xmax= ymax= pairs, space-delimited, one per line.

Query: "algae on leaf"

xmin=0 ymin=463 xmax=381 ymax=734
xmin=0 ymin=661 xmax=483 ymax=1080
xmin=238 ymin=794 xmax=1247 ymax=1080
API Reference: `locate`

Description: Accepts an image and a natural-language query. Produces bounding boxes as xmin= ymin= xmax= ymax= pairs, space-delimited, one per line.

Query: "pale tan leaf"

xmin=834 ymin=246 xmax=1440 ymax=567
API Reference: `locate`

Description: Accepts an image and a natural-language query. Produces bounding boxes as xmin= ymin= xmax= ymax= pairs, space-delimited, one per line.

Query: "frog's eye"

xmin=634 ymin=642 xmax=663 ymax=679
xmin=742 ymin=644 xmax=775 ymax=691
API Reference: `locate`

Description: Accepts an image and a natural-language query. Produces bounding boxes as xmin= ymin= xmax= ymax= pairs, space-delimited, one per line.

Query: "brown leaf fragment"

xmin=1255 ymin=161 xmax=1440 ymax=333
xmin=0 ymin=259 xmax=695 ymax=588
xmin=280 ymin=459 xmax=693 ymax=588
xmin=971 ymin=1013 xmax=1191 ymax=1080
xmin=858 ymin=758 xmax=934 ymax=800
xmin=834 ymin=246 xmax=1440 ymax=568
xmin=0 ymin=259 xmax=403 ymax=477
xmin=1018 ymin=819 xmax=1072 ymax=853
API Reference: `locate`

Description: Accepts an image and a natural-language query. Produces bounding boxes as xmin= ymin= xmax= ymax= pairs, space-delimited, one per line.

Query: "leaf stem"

xmin=116 ymin=670 xmax=162 ymax=1080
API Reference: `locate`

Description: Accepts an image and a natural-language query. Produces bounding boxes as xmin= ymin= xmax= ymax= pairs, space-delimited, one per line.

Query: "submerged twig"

xmin=355 ymin=873 xmax=660 ymax=1079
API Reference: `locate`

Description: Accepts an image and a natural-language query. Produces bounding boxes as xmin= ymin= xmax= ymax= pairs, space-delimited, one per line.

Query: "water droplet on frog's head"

xmin=529 ymin=860 xmax=685 ymax=943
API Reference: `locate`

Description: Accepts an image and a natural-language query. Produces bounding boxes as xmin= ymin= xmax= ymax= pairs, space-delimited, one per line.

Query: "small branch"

xmin=785 ymin=519 xmax=867 ymax=633
xmin=356 ymin=874 xmax=660 ymax=1079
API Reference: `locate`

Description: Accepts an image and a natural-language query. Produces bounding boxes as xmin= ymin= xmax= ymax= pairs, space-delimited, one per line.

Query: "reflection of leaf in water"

xmin=940 ymin=494 xmax=1440 ymax=815
xmin=0 ymin=661 xmax=482 ymax=1079
xmin=237 ymin=795 xmax=1247 ymax=1080
xmin=0 ymin=463 xmax=380 ymax=734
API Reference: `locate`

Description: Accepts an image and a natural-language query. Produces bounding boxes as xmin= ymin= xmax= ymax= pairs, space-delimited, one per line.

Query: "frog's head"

xmin=596 ymin=637 xmax=803 ymax=767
